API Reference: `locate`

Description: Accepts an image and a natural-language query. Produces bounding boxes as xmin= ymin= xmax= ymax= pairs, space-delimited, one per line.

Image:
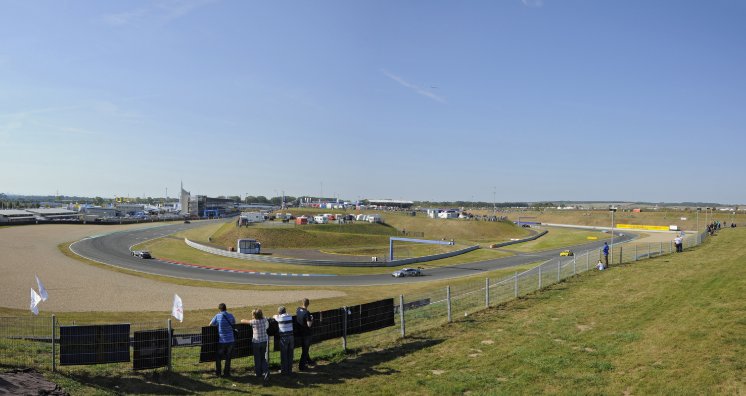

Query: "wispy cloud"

xmin=100 ymin=0 xmax=218 ymax=27
xmin=101 ymin=7 xmax=149 ymax=27
xmin=381 ymin=69 xmax=446 ymax=104
xmin=521 ymin=0 xmax=544 ymax=8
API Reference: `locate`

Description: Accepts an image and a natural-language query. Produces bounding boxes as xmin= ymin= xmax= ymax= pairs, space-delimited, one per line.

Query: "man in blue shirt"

xmin=602 ymin=242 xmax=609 ymax=268
xmin=209 ymin=303 xmax=236 ymax=377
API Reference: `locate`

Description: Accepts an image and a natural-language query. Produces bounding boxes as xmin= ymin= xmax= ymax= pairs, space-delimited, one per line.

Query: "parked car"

xmin=392 ymin=268 xmax=422 ymax=277
xmin=132 ymin=250 xmax=152 ymax=259
xmin=559 ymin=250 xmax=574 ymax=257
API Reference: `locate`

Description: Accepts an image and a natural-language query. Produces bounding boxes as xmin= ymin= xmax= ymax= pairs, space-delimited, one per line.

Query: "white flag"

xmin=172 ymin=294 xmax=184 ymax=322
xmin=35 ymin=275 xmax=48 ymax=302
xmin=30 ymin=288 xmax=42 ymax=315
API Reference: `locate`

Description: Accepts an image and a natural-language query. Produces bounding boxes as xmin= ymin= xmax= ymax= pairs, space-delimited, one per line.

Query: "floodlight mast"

xmin=609 ymin=206 xmax=617 ymax=264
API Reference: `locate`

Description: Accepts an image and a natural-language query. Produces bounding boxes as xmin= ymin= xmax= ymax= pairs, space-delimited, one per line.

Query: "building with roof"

xmin=0 ymin=209 xmax=36 ymax=223
xmin=367 ymin=199 xmax=414 ymax=209
xmin=24 ymin=208 xmax=79 ymax=221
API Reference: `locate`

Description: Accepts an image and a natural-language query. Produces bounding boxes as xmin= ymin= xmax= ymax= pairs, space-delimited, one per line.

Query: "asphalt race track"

xmin=70 ymin=220 xmax=636 ymax=286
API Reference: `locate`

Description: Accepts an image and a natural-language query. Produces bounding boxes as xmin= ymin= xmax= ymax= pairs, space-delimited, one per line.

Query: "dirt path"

xmin=0 ymin=224 xmax=344 ymax=312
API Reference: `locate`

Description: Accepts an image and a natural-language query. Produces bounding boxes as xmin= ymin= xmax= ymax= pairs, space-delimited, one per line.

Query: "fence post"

xmin=399 ymin=296 xmax=405 ymax=338
xmin=660 ymin=242 xmax=663 ymax=256
xmin=557 ymin=259 xmax=561 ymax=282
xmin=167 ymin=319 xmax=173 ymax=372
xmin=343 ymin=306 xmax=348 ymax=350
xmin=670 ymin=240 xmax=673 ymax=254
xmin=635 ymin=244 xmax=638 ymax=261
xmin=446 ymin=286 xmax=452 ymax=323
xmin=485 ymin=278 xmax=490 ymax=308
xmin=514 ymin=271 xmax=518 ymax=298
xmin=619 ymin=246 xmax=623 ymax=264
xmin=538 ymin=264 xmax=542 ymax=289
xmin=648 ymin=242 xmax=651 ymax=257
xmin=51 ymin=315 xmax=56 ymax=372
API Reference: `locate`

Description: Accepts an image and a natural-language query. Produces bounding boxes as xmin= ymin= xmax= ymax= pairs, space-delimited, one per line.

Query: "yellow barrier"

xmin=587 ymin=236 xmax=598 ymax=240
xmin=616 ymin=224 xmax=670 ymax=231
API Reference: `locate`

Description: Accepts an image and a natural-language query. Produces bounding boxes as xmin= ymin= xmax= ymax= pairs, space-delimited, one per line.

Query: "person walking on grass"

xmin=209 ymin=303 xmax=235 ymax=378
xmin=296 ymin=298 xmax=315 ymax=371
xmin=274 ymin=306 xmax=294 ymax=376
xmin=241 ymin=309 xmax=270 ymax=383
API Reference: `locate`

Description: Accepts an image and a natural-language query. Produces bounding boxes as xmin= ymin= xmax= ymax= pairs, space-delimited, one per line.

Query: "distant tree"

xmin=245 ymin=196 xmax=256 ymax=204
xmin=227 ymin=196 xmax=241 ymax=202
xmin=93 ymin=197 xmax=104 ymax=206
xmin=255 ymin=196 xmax=269 ymax=204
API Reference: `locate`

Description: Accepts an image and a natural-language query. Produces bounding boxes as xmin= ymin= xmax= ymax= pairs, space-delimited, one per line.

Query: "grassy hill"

xmin=323 ymin=228 xmax=746 ymax=394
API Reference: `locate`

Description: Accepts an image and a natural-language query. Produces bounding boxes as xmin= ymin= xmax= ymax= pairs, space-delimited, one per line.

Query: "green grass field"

xmin=504 ymin=226 xmax=611 ymax=253
xmin=130 ymin=215 xmax=533 ymax=275
xmin=21 ymin=220 xmax=743 ymax=394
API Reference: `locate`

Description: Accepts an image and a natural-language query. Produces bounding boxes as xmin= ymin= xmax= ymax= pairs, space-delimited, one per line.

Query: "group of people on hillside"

xmin=208 ymin=298 xmax=315 ymax=383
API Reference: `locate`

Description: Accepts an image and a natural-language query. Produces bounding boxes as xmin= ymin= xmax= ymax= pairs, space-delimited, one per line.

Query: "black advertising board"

xmin=198 ymin=324 xmax=252 ymax=363
xmin=59 ymin=324 xmax=130 ymax=366
xmin=133 ymin=328 xmax=170 ymax=370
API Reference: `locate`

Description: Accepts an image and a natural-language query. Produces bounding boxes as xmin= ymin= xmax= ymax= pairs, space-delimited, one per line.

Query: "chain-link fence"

xmin=0 ymin=230 xmax=709 ymax=375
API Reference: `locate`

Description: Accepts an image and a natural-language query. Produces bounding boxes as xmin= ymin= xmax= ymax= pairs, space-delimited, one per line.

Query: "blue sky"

xmin=1 ymin=0 xmax=744 ymax=203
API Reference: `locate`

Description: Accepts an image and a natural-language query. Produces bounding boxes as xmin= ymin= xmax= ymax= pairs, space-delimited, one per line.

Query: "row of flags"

xmin=29 ymin=279 xmax=185 ymax=324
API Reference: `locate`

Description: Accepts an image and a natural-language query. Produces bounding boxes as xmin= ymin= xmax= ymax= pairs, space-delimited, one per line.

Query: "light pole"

xmin=609 ymin=206 xmax=617 ymax=264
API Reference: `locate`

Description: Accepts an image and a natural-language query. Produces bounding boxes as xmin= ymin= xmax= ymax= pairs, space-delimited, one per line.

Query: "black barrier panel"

xmin=60 ymin=324 xmax=130 ymax=366
xmin=199 ymin=324 xmax=252 ymax=363
xmin=348 ymin=298 xmax=395 ymax=335
xmin=133 ymin=329 xmax=170 ymax=370
xmin=311 ymin=308 xmax=344 ymax=342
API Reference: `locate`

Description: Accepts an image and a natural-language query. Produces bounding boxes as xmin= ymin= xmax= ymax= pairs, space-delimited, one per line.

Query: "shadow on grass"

xmin=263 ymin=335 xmax=445 ymax=389
xmin=60 ymin=370 xmax=250 ymax=395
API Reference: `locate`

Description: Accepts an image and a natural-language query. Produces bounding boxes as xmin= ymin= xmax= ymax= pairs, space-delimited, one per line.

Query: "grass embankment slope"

xmin=211 ymin=211 xmax=530 ymax=249
xmin=330 ymin=228 xmax=746 ymax=394
xmin=138 ymin=214 xmax=527 ymax=274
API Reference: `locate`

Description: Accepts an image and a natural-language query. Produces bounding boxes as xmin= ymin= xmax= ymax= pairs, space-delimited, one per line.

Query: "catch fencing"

xmin=0 ymin=230 xmax=709 ymax=376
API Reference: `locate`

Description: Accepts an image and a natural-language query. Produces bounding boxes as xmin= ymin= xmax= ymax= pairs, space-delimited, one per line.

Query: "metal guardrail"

xmin=184 ymin=238 xmax=480 ymax=267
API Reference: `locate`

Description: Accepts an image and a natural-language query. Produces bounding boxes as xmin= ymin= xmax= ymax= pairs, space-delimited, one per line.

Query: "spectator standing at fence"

xmin=602 ymin=242 xmax=610 ymax=268
xmin=209 ymin=303 xmax=236 ymax=378
xmin=274 ymin=306 xmax=294 ymax=375
xmin=241 ymin=309 xmax=270 ymax=383
xmin=674 ymin=236 xmax=683 ymax=252
xmin=296 ymin=298 xmax=315 ymax=371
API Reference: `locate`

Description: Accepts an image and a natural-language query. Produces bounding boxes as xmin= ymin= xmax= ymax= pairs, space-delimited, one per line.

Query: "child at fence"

xmin=241 ymin=309 xmax=270 ymax=383
xmin=596 ymin=259 xmax=605 ymax=271
xmin=208 ymin=303 xmax=236 ymax=378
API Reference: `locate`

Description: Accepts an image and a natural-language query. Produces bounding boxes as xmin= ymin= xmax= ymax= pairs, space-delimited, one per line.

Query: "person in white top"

xmin=273 ymin=306 xmax=294 ymax=375
xmin=596 ymin=260 xmax=605 ymax=271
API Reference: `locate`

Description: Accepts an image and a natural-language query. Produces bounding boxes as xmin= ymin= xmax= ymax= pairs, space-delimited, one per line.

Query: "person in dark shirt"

xmin=296 ymin=298 xmax=315 ymax=370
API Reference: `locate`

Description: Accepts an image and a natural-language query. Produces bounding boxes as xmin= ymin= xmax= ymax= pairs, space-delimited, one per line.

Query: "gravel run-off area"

xmin=0 ymin=224 xmax=345 ymax=312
